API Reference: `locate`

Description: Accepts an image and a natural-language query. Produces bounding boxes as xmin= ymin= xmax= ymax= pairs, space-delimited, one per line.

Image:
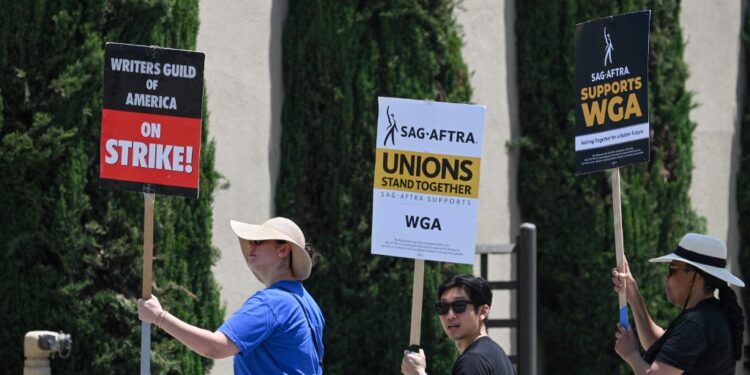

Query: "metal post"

xmin=480 ymin=253 xmax=488 ymax=280
xmin=518 ymin=223 xmax=537 ymax=375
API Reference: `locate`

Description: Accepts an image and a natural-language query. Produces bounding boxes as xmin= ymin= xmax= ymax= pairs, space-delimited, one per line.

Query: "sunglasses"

xmin=667 ymin=266 xmax=694 ymax=278
xmin=435 ymin=300 xmax=473 ymax=315
xmin=250 ymin=239 xmax=286 ymax=246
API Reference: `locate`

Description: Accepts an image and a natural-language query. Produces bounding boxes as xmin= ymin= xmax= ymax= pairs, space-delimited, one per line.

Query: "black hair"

xmin=305 ymin=243 xmax=321 ymax=267
xmin=437 ymin=274 xmax=493 ymax=315
xmin=696 ymin=269 xmax=745 ymax=361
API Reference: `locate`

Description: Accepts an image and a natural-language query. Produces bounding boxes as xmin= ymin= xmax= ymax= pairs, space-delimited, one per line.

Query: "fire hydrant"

xmin=23 ymin=331 xmax=72 ymax=375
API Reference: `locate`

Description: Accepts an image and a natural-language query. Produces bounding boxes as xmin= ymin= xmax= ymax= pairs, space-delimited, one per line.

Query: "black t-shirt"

xmin=643 ymin=298 xmax=735 ymax=374
xmin=452 ymin=336 xmax=515 ymax=375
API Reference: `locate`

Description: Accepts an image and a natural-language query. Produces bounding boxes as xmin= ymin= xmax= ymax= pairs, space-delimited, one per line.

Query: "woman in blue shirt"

xmin=139 ymin=217 xmax=324 ymax=374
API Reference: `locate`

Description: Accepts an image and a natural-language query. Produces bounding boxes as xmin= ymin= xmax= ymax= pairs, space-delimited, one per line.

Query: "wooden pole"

xmin=140 ymin=192 xmax=155 ymax=375
xmin=409 ymin=259 xmax=425 ymax=347
xmin=610 ymin=169 xmax=629 ymax=330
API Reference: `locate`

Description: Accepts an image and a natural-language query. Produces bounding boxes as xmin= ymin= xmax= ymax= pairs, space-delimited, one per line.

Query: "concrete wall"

xmin=196 ymin=1 xmax=288 ymax=373
xmin=457 ymin=0 xmax=520 ymax=358
xmin=682 ymin=0 xmax=744 ymax=280
xmin=196 ymin=1 xmax=745 ymax=373
xmin=681 ymin=2 xmax=745 ymax=373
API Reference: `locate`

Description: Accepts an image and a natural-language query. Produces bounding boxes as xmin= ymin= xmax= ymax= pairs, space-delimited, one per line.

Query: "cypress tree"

xmin=515 ymin=1 xmax=703 ymax=373
xmin=0 ymin=1 xmax=222 ymax=374
xmin=277 ymin=1 xmax=472 ymax=374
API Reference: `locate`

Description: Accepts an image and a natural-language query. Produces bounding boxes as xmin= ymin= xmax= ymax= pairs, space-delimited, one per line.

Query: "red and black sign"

xmin=100 ymin=43 xmax=204 ymax=198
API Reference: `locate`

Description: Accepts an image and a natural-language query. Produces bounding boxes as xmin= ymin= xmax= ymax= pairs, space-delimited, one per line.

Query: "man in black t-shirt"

xmin=400 ymin=275 xmax=515 ymax=375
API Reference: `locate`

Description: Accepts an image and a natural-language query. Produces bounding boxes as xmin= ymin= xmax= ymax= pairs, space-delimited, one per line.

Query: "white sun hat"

xmin=649 ymin=233 xmax=744 ymax=287
xmin=230 ymin=217 xmax=311 ymax=281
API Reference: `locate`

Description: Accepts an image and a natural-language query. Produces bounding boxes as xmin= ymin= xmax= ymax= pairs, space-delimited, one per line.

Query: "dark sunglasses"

xmin=250 ymin=239 xmax=286 ymax=246
xmin=667 ymin=266 xmax=694 ymax=278
xmin=435 ymin=300 xmax=473 ymax=315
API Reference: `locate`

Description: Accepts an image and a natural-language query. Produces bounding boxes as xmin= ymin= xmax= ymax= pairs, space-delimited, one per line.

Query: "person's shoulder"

xmin=253 ymin=283 xmax=300 ymax=304
xmin=473 ymin=336 xmax=508 ymax=354
xmin=455 ymin=337 xmax=514 ymax=375
xmin=474 ymin=337 xmax=515 ymax=372
xmin=270 ymin=280 xmax=303 ymax=293
xmin=454 ymin=350 xmax=492 ymax=373
xmin=681 ymin=299 xmax=724 ymax=328
xmin=686 ymin=298 xmax=721 ymax=314
xmin=454 ymin=351 xmax=513 ymax=375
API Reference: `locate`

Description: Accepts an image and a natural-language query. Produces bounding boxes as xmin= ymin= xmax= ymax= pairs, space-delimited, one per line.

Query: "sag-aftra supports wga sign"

xmin=574 ymin=11 xmax=651 ymax=174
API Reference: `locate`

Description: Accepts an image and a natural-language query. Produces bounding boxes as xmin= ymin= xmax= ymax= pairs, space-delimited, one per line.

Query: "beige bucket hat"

xmin=650 ymin=233 xmax=744 ymax=287
xmin=230 ymin=217 xmax=311 ymax=281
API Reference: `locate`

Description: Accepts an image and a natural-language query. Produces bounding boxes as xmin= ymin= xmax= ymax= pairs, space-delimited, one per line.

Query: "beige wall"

xmin=197 ymin=1 xmax=288 ymax=373
xmin=197 ymin=1 xmax=744 ymax=373
xmin=681 ymin=2 xmax=745 ymax=373
xmin=457 ymin=0 xmax=520 ymax=357
xmin=682 ymin=0 xmax=744 ymax=279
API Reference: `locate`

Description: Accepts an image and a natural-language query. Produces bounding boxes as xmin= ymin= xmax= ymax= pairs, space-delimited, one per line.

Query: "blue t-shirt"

xmin=218 ymin=280 xmax=325 ymax=375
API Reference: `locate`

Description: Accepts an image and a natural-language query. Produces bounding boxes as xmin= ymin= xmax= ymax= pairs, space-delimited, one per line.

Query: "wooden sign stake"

xmin=409 ymin=259 xmax=425 ymax=347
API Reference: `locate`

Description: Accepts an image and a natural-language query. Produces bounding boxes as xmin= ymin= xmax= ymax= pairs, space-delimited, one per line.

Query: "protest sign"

xmin=99 ymin=42 xmax=205 ymax=375
xmin=100 ymin=42 xmax=204 ymax=198
xmin=371 ymin=97 xmax=485 ymax=346
xmin=371 ymin=97 xmax=485 ymax=265
xmin=575 ymin=11 xmax=651 ymax=330
xmin=575 ymin=11 xmax=650 ymax=175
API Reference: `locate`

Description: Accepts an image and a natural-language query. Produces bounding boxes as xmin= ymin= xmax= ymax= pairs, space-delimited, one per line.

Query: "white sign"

xmin=371 ymin=97 xmax=485 ymax=264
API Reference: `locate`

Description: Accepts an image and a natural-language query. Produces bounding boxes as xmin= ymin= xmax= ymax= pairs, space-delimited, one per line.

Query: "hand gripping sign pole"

xmin=574 ymin=11 xmax=651 ymax=331
xmin=140 ymin=192 xmax=155 ymax=375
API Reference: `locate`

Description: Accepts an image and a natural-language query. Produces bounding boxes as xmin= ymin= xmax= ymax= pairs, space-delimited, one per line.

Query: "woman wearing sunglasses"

xmin=139 ymin=217 xmax=324 ymax=374
xmin=612 ymin=233 xmax=745 ymax=374
xmin=401 ymin=274 xmax=515 ymax=375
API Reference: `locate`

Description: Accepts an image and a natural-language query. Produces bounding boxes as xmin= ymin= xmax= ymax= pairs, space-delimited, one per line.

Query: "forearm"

xmin=625 ymin=355 xmax=682 ymax=375
xmin=628 ymin=292 xmax=664 ymax=349
xmin=157 ymin=311 xmax=237 ymax=359
xmin=624 ymin=352 xmax=653 ymax=375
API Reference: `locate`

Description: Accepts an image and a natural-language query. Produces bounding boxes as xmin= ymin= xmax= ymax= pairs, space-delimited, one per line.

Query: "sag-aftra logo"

xmin=383 ymin=105 xmax=476 ymax=147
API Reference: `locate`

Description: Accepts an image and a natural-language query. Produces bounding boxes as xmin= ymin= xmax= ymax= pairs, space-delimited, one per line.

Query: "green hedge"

xmin=515 ymin=1 xmax=703 ymax=373
xmin=276 ymin=1 xmax=472 ymax=374
xmin=0 ymin=1 xmax=222 ymax=373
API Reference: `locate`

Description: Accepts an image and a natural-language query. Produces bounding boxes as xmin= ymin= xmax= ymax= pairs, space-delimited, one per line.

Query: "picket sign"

xmin=574 ymin=11 xmax=651 ymax=330
xmin=370 ymin=97 xmax=486 ymax=351
xmin=100 ymin=42 xmax=205 ymax=375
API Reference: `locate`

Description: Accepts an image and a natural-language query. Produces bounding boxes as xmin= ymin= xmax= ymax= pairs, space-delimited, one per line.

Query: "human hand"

xmin=614 ymin=323 xmax=639 ymax=363
xmin=138 ymin=295 xmax=164 ymax=324
xmin=611 ymin=255 xmax=640 ymax=305
xmin=401 ymin=348 xmax=427 ymax=375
